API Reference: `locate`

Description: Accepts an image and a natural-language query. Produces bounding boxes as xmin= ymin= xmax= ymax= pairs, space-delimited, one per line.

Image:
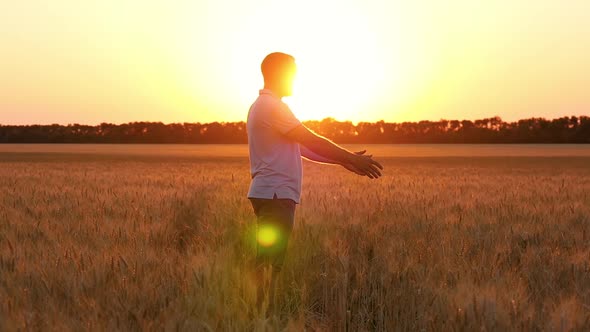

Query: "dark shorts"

xmin=249 ymin=195 xmax=296 ymax=272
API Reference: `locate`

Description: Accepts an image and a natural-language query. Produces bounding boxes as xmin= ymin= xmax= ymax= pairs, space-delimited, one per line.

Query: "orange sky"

xmin=1 ymin=0 xmax=589 ymax=125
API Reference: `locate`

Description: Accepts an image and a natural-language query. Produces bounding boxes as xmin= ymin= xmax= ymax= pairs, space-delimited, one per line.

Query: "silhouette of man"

xmin=247 ymin=52 xmax=383 ymax=312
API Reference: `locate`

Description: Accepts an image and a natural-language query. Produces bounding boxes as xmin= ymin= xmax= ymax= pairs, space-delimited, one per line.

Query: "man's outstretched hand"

xmin=341 ymin=150 xmax=384 ymax=179
xmin=341 ymin=150 xmax=367 ymax=176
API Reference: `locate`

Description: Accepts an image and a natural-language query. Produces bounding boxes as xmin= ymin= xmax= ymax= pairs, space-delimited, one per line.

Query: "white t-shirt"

xmin=247 ymin=89 xmax=302 ymax=203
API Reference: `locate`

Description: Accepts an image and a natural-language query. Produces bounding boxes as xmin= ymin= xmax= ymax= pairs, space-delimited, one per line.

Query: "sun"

xmin=282 ymin=11 xmax=386 ymax=123
xmin=228 ymin=0 xmax=388 ymax=123
xmin=285 ymin=49 xmax=384 ymax=122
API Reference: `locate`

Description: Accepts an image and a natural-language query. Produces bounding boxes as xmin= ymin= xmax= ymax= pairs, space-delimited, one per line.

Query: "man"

xmin=247 ymin=52 xmax=383 ymax=312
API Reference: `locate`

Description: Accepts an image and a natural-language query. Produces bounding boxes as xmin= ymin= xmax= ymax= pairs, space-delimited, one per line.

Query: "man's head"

xmin=261 ymin=52 xmax=296 ymax=97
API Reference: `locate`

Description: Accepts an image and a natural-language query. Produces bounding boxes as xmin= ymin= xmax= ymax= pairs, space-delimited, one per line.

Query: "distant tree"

xmin=1 ymin=116 xmax=588 ymax=144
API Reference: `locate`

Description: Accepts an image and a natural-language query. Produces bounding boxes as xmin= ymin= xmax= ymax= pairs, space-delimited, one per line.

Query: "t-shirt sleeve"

xmin=269 ymin=102 xmax=302 ymax=135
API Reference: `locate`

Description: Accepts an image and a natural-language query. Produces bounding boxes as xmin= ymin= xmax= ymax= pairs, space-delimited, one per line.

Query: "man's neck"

xmin=263 ymin=85 xmax=284 ymax=98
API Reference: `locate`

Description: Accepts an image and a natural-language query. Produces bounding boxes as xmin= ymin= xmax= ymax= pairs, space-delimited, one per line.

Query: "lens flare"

xmin=257 ymin=225 xmax=278 ymax=247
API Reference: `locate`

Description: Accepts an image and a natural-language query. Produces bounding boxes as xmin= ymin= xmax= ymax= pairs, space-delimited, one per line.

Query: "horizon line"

xmin=2 ymin=114 xmax=589 ymax=127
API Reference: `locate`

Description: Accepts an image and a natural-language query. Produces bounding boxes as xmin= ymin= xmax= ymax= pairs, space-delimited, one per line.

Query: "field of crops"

xmin=1 ymin=145 xmax=590 ymax=330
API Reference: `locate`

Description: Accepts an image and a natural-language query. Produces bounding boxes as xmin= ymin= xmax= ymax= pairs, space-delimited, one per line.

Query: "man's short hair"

xmin=261 ymin=52 xmax=296 ymax=83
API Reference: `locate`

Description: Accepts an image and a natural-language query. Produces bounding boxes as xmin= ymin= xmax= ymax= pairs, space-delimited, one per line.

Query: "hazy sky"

xmin=1 ymin=0 xmax=589 ymax=125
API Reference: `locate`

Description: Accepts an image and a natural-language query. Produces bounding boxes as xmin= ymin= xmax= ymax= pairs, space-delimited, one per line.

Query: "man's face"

xmin=280 ymin=63 xmax=297 ymax=97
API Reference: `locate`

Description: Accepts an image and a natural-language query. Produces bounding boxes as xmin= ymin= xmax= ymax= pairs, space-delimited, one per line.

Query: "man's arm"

xmin=285 ymin=124 xmax=383 ymax=179
xmin=301 ymin=145 xmax=372 ymax=176
xmin=300 ymin=145 xmax=338 ymax=164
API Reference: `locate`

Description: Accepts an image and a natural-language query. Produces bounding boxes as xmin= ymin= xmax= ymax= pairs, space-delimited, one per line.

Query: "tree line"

xmin=1 ymin=116 xmax=589 ymax=144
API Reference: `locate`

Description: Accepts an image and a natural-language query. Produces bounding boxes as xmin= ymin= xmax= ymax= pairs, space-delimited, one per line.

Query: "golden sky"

xmin=1 ymin=0 xmax=589 ymax=125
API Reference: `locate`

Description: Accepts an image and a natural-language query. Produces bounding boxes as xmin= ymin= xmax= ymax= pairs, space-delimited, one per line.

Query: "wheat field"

xmin=1 ymin=145 xmax=590 ymax=331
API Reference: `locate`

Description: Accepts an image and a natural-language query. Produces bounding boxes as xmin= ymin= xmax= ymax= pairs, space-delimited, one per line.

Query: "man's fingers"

xmin=359 ymin=167 xmax=373 ymax=178
xmin=361 ymin=159 xmax=382 ymax=177
xmin=371 ymin=159 xmax=384 ymax=170
xmin=370 ymin=167 xmax=382 ymax=178
xmin=371 ymin=164 xmax=382 ymax=176
xmin=355 ymin=150 xmax=366 ymax=155
xmin=367 ymin=164 xmax=382 ymax=178
xmin=361 ymin=166 xmax=377 ymax=179
xmin=368 ymin=167 xmax=380 ymax=178
xmin=351 ymin=154 xmax=383 ymax=179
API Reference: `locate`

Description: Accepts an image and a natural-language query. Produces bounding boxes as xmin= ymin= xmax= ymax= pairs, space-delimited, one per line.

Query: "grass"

xmin=1 ymin=151 xmax=590 ymax=331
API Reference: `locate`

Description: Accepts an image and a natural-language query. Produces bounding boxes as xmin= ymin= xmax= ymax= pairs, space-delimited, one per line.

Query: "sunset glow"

xmin=1 ymin=0 xmax=588 ymax=125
